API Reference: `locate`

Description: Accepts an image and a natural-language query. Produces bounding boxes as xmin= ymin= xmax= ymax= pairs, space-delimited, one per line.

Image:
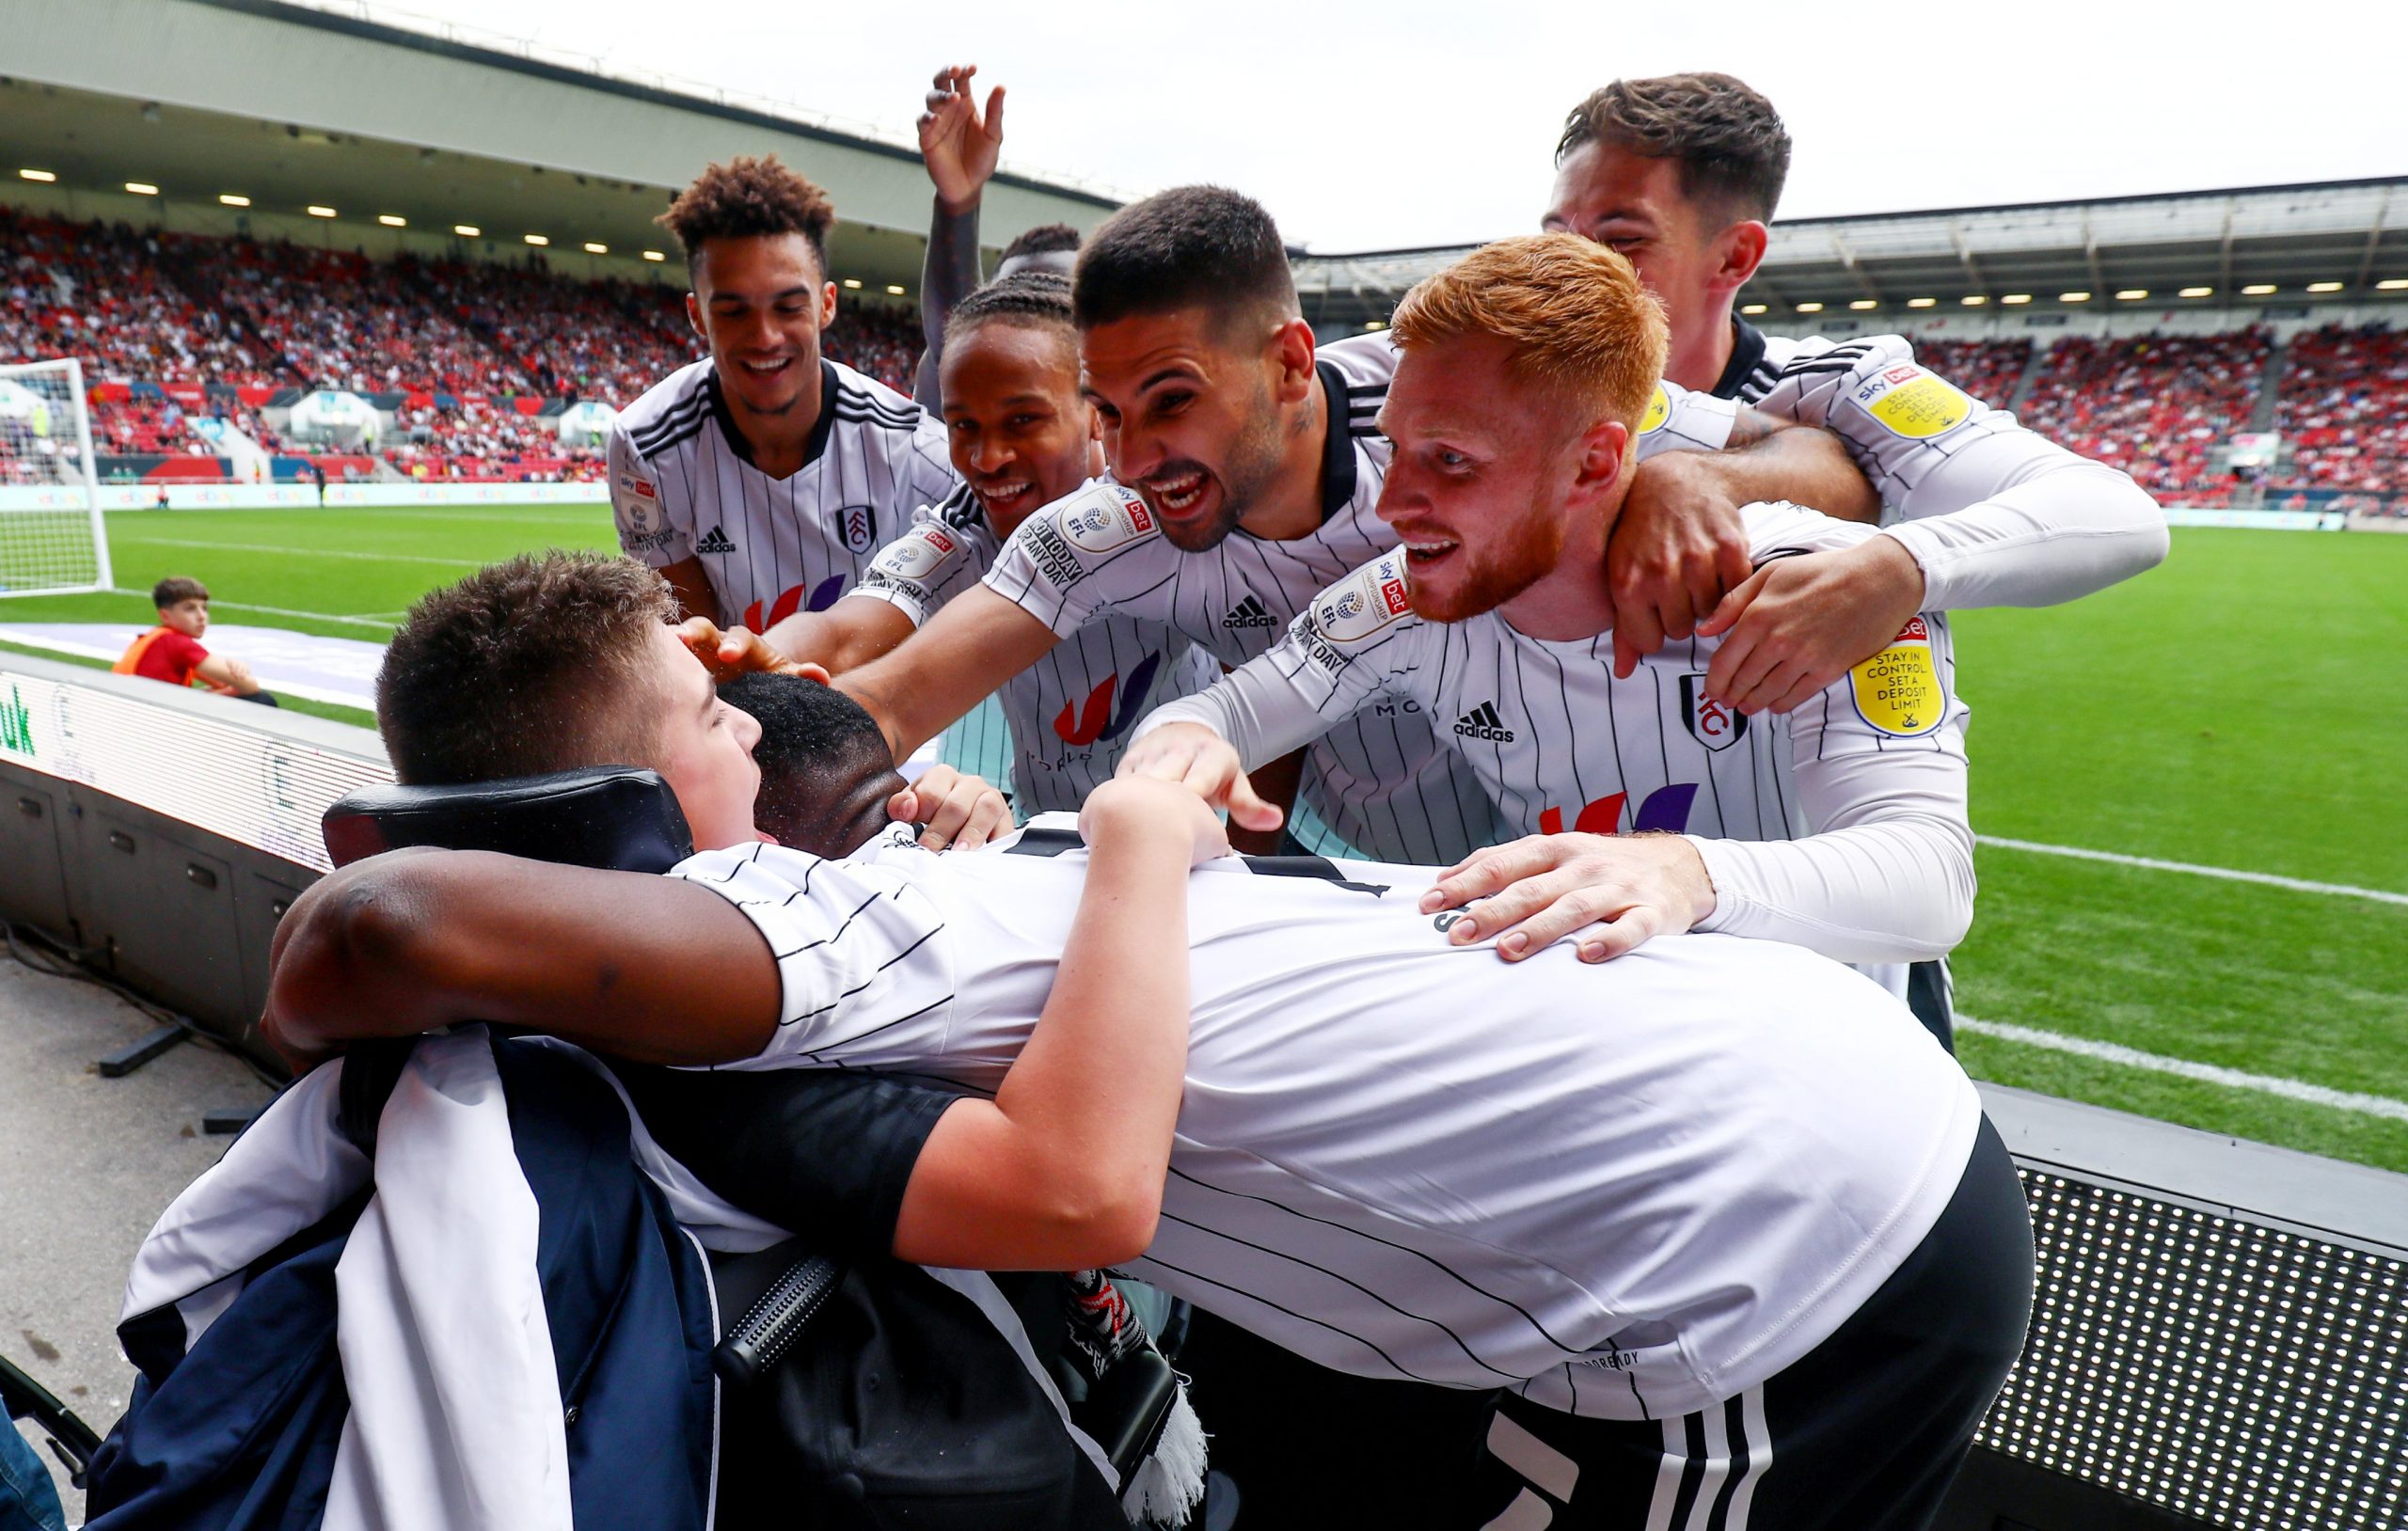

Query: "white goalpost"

xmin=0 ymin=356 xmax=112 ymax=597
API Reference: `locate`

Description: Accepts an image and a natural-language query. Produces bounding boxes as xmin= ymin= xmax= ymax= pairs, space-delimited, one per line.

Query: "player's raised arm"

xmin=911 ymin=64 xmax=1005 ymax=410
xmin=1606 ymin=397 xmax=1881 ymax=676
xmin=837 ymin=581 xmax=1063 ymax=761
xmin=1694 ymin=336 xmax=2170 ymax=711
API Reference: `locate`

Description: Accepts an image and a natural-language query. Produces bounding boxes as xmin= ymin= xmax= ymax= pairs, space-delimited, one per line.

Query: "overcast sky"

xmin=357 ymin=0 xmax=2402 ymax=250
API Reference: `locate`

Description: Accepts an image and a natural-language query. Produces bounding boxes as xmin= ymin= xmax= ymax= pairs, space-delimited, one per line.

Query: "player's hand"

xmin=1082 ymin=776 xmax=1230 ymax=867
xmin=1418 ymin=832 xmax=1718 ymax=963
xmin=1696 ymin=536 xmax=1925 ymax=715
xmin=675 ymin=617 xmax=828 ymax=685
xmin=888 ymin=764 xmax=1012 ymax=850
xmin=1607 ymin=452 xmax=1757 ymax=678
xmin=918 ymin=64 xmax=1005 ymax=214
xmin=1115 ymin=722 xmax=1284 ymax=834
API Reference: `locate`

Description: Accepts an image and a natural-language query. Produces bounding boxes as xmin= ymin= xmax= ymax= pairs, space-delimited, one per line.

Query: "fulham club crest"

xmin=838 ymin=504 xmax=877 ymax=555
xmin=1678 ymin=674 xmax=1747 ymax=752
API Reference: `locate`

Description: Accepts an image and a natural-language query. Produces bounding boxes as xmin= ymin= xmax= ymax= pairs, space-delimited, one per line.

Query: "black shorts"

xmin=1465 ymin=1115 xmax=2033 ymax=1531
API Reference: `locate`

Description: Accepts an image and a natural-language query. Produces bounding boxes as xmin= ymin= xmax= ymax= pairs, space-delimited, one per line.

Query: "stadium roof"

xmin=1294 ymin=177 xmax=2408 ymax=327
xmin=4 ymin=0 xmax=1118 ymax=291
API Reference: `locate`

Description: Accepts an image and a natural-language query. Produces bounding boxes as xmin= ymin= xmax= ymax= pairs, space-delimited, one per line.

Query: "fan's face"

xmin=645 ymin=623 xmax=766 ymax=850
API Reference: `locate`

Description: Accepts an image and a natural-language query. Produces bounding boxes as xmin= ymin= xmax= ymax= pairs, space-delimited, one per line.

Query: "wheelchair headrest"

xmin=321 ymin=765 xmax=696 ymax=874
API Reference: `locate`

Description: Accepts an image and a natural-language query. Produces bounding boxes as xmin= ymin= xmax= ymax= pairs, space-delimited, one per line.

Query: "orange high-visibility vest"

xmin=112 ymin=626 xmax=171 ymax=675
xmin=113 ymin=627 xmax=203 ymax=687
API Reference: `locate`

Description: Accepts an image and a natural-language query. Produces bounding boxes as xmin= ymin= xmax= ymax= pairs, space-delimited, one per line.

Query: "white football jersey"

xmin=841 ymin=482 xmax=1219 ymax=816
xmin=978 ymin=331 xmax=1741 ymax=863
xmin=672 ymin=826 xmax=1980 ymax=1423
xmin=610 ymin=358 xmax=961 ymax=631
xmin=1136 ymin=501 xmax=1972 ymax=991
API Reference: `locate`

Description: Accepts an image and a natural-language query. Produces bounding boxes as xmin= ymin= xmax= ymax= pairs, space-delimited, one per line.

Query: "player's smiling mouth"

xmin=1145 ymin=468 xmax=1212 ymax=517
xmin=737 ymin=356 xmax=794 ymax=378
xmin=1400 ymin=533 xmax=1461 ymax=567
xmin=976 ymin=476 xmax=1038 ymax=516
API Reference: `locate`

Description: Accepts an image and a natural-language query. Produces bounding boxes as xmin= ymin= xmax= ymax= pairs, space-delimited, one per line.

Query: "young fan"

xmin=268 ymin=549 xmax=2032 ymax=1531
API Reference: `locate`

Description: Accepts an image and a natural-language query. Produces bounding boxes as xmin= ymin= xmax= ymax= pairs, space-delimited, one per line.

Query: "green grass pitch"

xmin=4 ymin=511 xmax=2403 ymax=1170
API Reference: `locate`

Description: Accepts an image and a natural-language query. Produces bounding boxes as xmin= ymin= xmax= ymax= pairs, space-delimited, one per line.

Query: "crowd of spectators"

xmin=199 ymin=242 xmax=531 ymax=397
xmin=1 ymin=208 xmax=280 ymax=384
xmin=383 ymin=397 xmax=609 ymax=482
xmin=15 ymin=208 xmax=2404 ymax=507
xmin=2269 ymin=323 xmax=2408 ymax=498
xmin=89 ymin=395 xmax=215 ymax=455
xmin=0 ymin=209 xmax=941 ymax=484
xmin=822 ymin=304 xmax=922 ymax=393
xmin=1911 ymin=337 xmax=2031 ymax=407
xmin=2016 ymin=328 xmax=2274 ymax=501
xmin=412 ymin=256 xmax=695 ymax=402
xmin=2 ymin=208 xmax=925 ymax=407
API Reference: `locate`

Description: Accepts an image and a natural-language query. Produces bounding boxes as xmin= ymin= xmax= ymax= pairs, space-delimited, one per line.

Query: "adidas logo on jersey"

xmin=1222 ymin=595 xmax=1276 ymax=630
xmin=1453 ymin=702 xmax=1515 ymax=742
xmin=694 ymin=525 xmax=737 ymax=556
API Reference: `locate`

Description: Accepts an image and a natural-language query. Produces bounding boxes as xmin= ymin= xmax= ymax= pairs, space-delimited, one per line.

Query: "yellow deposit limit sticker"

xmin=1638 ymin=385 xmax=1671 ymax=434
xmin=1865 ymin=371 xmax=1973 ymax=438
xmin=1849 ymin=616 xmax=1945 ymax=736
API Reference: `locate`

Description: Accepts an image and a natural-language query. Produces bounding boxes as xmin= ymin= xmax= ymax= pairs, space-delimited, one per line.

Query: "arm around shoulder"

xmin=261 ymin=849 xmax=783 ymax=1073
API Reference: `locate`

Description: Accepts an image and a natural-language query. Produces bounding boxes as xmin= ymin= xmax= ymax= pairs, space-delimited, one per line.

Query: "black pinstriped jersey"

xmin=609 ymin=358 xmax=961 ymax=632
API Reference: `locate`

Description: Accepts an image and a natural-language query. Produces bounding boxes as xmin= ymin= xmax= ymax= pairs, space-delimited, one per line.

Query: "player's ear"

xmin=1269 ymin=315 xmax=1317 ymax=405
xmin=818 ymin=281 xmax=839 ymax=329
xmin=685 ymin=291 xmax=707 ymax=346
xmin=1571 ymin=418 xmax=1631 ymax=497
xmin=1712 ymin=220 xmax=1770 ymax=293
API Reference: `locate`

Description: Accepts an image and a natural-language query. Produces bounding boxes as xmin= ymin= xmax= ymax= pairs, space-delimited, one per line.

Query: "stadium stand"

xmin=9 ymin=201 xmax=2402 ymax=506
xmin=1913 ymin=336 xmax=2032 ymax=409
xmin=2271 ymin=322 xmax=2408 ymax=509
xmin=2 ymin=206 xmax=927 ymax=482
xmin=2015 ymin=328 xmax=2274 ymax=503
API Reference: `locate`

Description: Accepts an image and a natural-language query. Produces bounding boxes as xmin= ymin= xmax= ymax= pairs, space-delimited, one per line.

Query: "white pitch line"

xmin=107 ymin=589 xmax=394 ymax=631
xmin=1976 ymin=834 xmax=2408 ymax=908
xmin=112 ymin=535 xmax=485 ymax=569
xmin=1958 ymin=1016 xmax=2408 ymax=1123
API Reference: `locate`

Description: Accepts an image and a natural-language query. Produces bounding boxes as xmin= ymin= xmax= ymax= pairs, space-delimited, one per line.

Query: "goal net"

xmin=0 ymin=357 xmax=110 ymax=597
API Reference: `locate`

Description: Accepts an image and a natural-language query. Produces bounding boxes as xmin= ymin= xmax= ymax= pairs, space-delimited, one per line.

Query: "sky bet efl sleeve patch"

xmin=867 ymin=524 xmax=966 ymax=587
xmin=1058 ymin=483 xmax=1160 ymax=554
xmin=1852 ymin=364 xmax=1975 ymax=440
xmin=1848 ymin=614 xmax=1948 ymax=736
xmin=1310 ymin=555 xmax=1416 ymax=647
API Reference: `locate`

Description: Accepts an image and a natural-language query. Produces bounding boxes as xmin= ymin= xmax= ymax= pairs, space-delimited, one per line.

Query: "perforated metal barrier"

xmin=1964 ymin=1090 xmax=2408 ymax=1531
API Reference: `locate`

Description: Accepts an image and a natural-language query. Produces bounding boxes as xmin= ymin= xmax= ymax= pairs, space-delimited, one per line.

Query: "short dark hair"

xmin=377 ymin=552 xmax=672 ymax=786
xmin=657 ymin=155 xmax=837 ymax=278
xmin=717 ymin=671 xmax=891 ymax=850
xmin=1556 ymin=74 xmax=1791 ymax=224
xmin=948 ymin=270 xmax=1074 ymax=345
xmin=1000 ymin=223 xmax=1081 ymax=263
xmin=152 ymin=576 xmax=208 ymax=608
xmin=1072 ymin=186 xmax=1296 ymax=332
